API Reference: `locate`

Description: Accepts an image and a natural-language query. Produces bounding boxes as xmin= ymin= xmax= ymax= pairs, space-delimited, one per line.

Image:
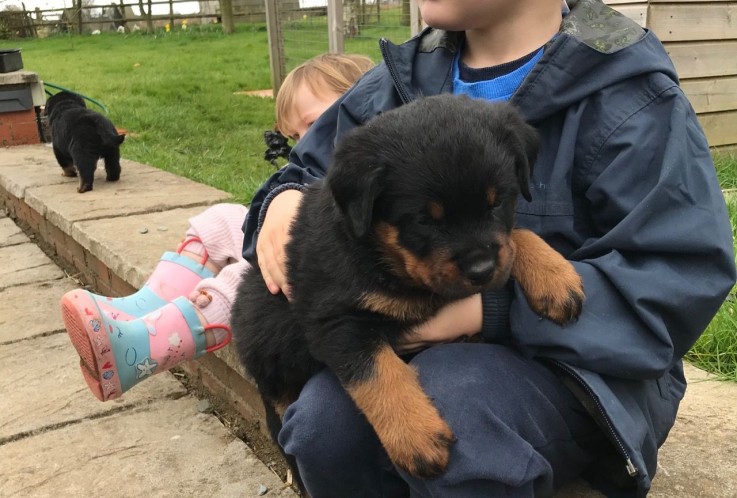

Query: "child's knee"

xmin=279 ymin=370 xmax=375 ymax=463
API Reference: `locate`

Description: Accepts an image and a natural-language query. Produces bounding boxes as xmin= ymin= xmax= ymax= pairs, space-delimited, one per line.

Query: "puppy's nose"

xmin=460 ymin=257 xmax=495 ymax=285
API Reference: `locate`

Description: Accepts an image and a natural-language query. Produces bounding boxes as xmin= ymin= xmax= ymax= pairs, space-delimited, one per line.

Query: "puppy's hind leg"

xmin=53 ymin=146 xmax=76 ymax=177
xmin=102 ymin=146 xmax=121 ymax=182
xmin=74 ymin=156 xmax=97 ymax=193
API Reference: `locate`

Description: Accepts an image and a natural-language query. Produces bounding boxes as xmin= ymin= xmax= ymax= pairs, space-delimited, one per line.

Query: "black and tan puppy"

xmin=45 ymin=91 xmax=125 ymax=193
xmin=232 ymin=94 xmax=584 ymax=485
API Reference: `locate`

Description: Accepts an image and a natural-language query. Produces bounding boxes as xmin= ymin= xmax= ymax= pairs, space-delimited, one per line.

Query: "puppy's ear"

xmin=329 ymin=153 xmax=384 ymax=240
xmin=513 ymin=122 xmax=539 ymax=202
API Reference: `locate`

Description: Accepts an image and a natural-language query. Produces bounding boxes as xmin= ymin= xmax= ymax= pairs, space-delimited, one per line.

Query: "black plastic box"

xmin=0 ymin=86 xmax=33 ymax=112
xmin=0 ymin=49 xmax=23 ymax=73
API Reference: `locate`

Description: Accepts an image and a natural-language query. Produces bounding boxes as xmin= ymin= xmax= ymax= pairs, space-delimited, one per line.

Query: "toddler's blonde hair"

xmin=276 ymin=53 xmax=374 ymax=139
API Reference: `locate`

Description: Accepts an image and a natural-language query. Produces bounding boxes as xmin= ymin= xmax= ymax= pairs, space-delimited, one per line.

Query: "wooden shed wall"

xmin=604 ymin=0 xmax=737 ymax=148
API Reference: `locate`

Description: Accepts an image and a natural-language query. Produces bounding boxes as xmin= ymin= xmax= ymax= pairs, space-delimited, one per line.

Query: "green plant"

xmin=715 ymin=152 xmax=737 ymax=191
xmin=685 ymin=196 xmax=737 ymax=381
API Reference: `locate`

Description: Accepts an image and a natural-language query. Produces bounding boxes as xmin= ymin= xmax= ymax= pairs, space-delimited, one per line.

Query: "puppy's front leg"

xmin=314 ymin=329 xmax=454 ymax=477
xmin=510 ymin=228 xmax=584 ymax=324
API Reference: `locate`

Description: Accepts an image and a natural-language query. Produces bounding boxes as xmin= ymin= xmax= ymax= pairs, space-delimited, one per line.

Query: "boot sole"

xmin=61 ymin=292 xmax=117 ymax=401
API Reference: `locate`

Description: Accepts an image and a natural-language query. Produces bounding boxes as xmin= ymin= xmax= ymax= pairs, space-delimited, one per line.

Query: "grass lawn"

xmin=686 ymin=164 xmax=737 ymax=382
xmin=19 ymin=24 xmax=278 ymax=205
xmin=12 ymin=26 xmax=737 ymax=381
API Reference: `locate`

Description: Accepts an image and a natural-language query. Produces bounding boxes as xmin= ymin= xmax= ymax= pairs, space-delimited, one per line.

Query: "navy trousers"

xmin=279 ymin=343 xmax=608 ymax=498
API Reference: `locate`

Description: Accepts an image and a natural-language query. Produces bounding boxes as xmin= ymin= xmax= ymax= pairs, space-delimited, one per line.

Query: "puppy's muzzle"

xmin=457 ymin=250 xmax=496 ymax=286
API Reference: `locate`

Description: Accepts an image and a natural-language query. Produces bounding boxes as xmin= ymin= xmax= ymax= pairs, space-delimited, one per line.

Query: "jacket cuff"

xmin=256 ymin=182 xmax=308 ymax=233
xmin=481 ymin=282 xmax=513 ymax=342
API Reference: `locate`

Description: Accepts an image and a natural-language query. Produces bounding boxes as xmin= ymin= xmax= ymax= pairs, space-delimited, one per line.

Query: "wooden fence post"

xmin=220 ymin=0 xmax=234 ymax=33
xmin=76 ymin=0 xmax=82 ymax=33
xmin=327 ymin=0 xmax=344 ymax=53
xmin=264 ymin=0 xmax=285 ymax=96
xmin=409 ymin=0 xmax=422 ymax=36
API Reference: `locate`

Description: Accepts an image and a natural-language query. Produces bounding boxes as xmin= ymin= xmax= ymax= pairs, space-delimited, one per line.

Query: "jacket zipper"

xmin=549 ymin=359 xmax=639 ymax=478
xmin=380 ymin=39 xmax=412 ymax=105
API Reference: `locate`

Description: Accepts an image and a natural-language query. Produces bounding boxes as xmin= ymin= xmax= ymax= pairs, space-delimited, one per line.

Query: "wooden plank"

xmin=665 ymin=41 xmax=737 ymax=79
xmin=612 ymin=4 xmax=647 ymax=27
xmin=698 ymin=110 xmax=737 ymax=147
xmin=681 ymin=76 xmax=737 ymax=114
xmin=649 ymin=4 xmax=737 ymax=41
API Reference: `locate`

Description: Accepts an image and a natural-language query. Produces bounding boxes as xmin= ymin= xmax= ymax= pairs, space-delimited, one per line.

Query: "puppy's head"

xmin=44 ymin=91 xmax=86 ymax=123
xmin=329 ymin=94 xmax=538 ymax=298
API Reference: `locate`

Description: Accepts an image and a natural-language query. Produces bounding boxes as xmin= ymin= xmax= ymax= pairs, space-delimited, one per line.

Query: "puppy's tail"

xmin=106 ymin=134 xmax=125 ymax=146
xmin=99 ymin=132 xmax=125 ymax=151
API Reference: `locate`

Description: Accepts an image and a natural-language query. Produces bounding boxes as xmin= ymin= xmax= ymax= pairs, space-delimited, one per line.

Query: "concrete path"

xmin=1 ymin=145 xmax=736 ymax=497
xmin=0 ymin=196 xmax=296 ymax=497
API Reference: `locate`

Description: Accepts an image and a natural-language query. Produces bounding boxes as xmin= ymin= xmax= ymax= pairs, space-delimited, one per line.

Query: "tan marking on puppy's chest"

xmin=358 ymin=291 xmax=438 ymax=322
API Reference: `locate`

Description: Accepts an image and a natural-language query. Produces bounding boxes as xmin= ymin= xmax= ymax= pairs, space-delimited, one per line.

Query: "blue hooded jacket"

xmin=243 ymin=0 xmax=736 ymax=494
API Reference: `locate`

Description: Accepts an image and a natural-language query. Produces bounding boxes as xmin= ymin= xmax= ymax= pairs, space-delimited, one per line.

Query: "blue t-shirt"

xmin=452 ymin=48 xmax=544 ymax=101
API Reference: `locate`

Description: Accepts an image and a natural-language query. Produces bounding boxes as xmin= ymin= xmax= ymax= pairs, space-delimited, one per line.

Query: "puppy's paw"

xmin=61 ymin=166 xmax=77 ymax=177
xmin=386 ymin=414 xmax=455 ymax=478
xmin=510 ymin=228 xmax=585 ymax=325
xmin=77 ymin=183 xmax=93 ymax=193
xmin=522 ymin=262 xmax=584 ymax=324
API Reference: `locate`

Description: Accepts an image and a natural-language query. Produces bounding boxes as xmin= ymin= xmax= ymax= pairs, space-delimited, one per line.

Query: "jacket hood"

xmin=381 ymin=0 xmax=679 ymax=123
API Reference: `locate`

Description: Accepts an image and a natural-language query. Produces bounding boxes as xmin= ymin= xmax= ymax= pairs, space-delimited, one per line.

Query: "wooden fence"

xmin=0 ymin=0 xmax=266 ymax=38
xmin=606 ymin=0 xmax=737 ymax=150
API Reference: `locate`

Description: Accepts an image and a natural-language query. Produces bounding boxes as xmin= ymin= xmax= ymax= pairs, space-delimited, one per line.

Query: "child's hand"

xmin=396 ymin=294 xmax=483 ymax=354
xmin=257 ymin=189 xmax=304 ymax=297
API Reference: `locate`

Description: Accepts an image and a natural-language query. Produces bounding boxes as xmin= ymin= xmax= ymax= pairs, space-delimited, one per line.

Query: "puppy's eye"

xmin=427 ymin=202 xmax=445 ymax=221
xmin=486 ymin=188 xmax=502 ymax=209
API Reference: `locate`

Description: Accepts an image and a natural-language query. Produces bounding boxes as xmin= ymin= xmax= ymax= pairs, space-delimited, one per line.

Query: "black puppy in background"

xmin=232 ymin=94 xmax=585 ymax=488
xmin=45 ymin=91 xmax=125 ymax=193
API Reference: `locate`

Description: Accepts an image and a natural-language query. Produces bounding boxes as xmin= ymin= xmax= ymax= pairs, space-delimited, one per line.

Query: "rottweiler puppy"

xmin=45 ymin=91 xmax=125 ymax=193
xmin=231 ymin=94 xmax=584 ymax=485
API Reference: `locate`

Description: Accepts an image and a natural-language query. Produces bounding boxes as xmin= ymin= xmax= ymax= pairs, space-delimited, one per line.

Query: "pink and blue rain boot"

xmin=88 ymin=237 xmax=214 ymax=321
xmin=61 ymin=294 xmax=231 ymax=401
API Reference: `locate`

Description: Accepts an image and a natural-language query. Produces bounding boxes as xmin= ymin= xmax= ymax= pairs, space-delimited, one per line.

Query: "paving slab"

xmin=0 ymin=145 xmax=165 ymax=198
xmin=649 ymin=363 xmax=737 ymax=498
xmin=23 ymin=167 xmax=231 ymax=236
xmin=0 ymin=279 xmax=78 ymax=342
xmin=0 ymin=333 xmax=187 ymax=440
xmin=0 ymin=242 xmax=64 ymax=290
xmin=0 ymin=397 xmax=296 ymax=498
xmin=71 ymin=206 xmax=222 ymax=289
xmin=0 ymin=216 xmax=27 ymax=247
xmin=557 ymin=363 xmax=737 ymax=498
xmin=0 ymin=144 xmax=78 ymax=198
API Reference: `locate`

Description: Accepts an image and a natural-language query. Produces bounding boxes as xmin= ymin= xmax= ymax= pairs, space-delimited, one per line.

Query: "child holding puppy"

xmin=60 ymin=53 xmax=373 ymax=402
xmin=244 ymin=0 xmax=735 ymax=496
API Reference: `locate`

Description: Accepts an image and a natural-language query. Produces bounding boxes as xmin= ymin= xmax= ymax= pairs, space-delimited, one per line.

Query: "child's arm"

xmin=396 ymin=294 xmax=484 ymax=354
